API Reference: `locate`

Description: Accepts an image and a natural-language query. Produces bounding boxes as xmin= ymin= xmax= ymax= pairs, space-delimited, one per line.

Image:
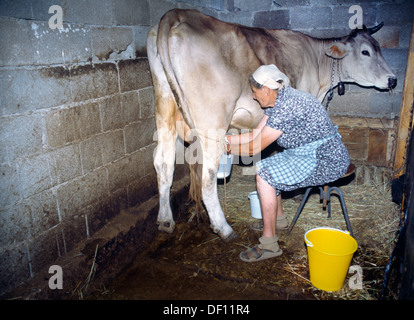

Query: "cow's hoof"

xmin=222 ymin=231 xmax=238 ymax=242
xmin=157 ymin=221 xmax=175 ymax=233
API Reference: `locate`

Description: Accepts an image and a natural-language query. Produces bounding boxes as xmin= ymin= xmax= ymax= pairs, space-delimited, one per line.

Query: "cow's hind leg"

xmin=148 ymin=25 xmax=177 ymax=233
xmin=200 ymin=136 xmax=237 ymax=241
xmin=154 ymin=120 xmax=176 ymax=233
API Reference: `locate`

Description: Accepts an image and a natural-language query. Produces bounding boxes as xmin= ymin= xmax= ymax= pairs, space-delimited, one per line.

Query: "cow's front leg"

xmin=201 ymin=149 xmax=237 ymax=241
xmin=154 ymin=129 xmax=176 ymax=233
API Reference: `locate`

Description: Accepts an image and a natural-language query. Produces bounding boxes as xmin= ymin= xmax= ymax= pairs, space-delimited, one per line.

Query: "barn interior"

xmin=0 ymin=0 xmax=413 ymax=301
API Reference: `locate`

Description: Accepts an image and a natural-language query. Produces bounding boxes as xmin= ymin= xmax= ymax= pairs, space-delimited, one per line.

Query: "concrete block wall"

xmin=0 ymin=0 xmax=159 ymax=294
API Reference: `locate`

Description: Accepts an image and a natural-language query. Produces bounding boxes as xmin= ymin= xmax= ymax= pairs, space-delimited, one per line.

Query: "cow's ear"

xmin=325 ymin=42 xmax=348 ymax=59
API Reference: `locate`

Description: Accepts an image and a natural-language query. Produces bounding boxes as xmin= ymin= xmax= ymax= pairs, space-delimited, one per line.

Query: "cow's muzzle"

xmin=388 ymin=77 xmax=397 ymax=89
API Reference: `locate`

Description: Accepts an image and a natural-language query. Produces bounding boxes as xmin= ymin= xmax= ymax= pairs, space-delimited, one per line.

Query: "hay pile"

xmin=217 ymin=164 xmax=400 ymax=300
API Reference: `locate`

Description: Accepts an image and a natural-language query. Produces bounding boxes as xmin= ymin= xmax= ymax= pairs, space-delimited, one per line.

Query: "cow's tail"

xmin=156 ymin=10 xmax=204 ymax=217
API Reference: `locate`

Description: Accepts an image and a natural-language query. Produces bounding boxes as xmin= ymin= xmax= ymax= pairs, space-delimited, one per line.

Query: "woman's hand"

xmin=225 ymin=126 xmax=282 ymax=156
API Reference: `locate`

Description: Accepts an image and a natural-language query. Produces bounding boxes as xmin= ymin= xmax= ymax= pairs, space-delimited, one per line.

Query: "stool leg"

xmin=327 ymin=186 xmax=332 ymax=218
xmin=287 ymin=187 xmax=313 ymax=235
xmin=322 ymin=185 xmax=329 ymax=209
xmin=330 ymin=187 xmax=354 ymax=237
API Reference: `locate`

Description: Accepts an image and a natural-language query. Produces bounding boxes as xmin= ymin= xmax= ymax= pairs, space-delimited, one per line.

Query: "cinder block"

xmin=21 ymin=189 xmax=59 ymax=237
xmin=0 ymin=204 xmax=29 ymax=247
xmin=253 ymin=9 xmax=290 ymax=29
xmin=369 ymin=91 xmax=402 ymax=117
xmin=29 ymin=21 xmax=93 ymax=65
xmin=121 ymin=91 xmax=141 ymax=123
xmin=99 ymin=92 xmax=140 ymax=132
xmin=133 ymin=25 xmax=151 ymax=57
xmin=17 ymin=153 xmax=53 ymax=200
xmin=0 ymin=0 xmax=34 ymax=20
xmin=0 ymin=163 xmax=19 ymax=208
xmin=218 ymin=10 xmax=253 ymax=26
xmin=101 ymin=130 xmax=125 ymax=164
xmin=381 ymin=48 xmax=409 ymax=72
xmin=70 ymin=63 xmax=119 ymax=102
xmin=138 ymin=88 xmax=155 ymax=119
xmin=45 ymin=106 xmax=81 ymax=149
xmin=235 ymin=0 xmax=271 ymax=12
xmin=62 ymin=0 xmax=115 ymax=25
xmin=328 ymin=91 xmax=371 ymax=117
xmin=0 ymin=114 xmax=43 ymax=163
xmin=125 ymin=148 xmax=146 ymax=183
xmin=49 ymin=144 xmax=82 ymax=184
xmin=124 ymin=118 xmax=155 ymax=154
xmin=79 ymin=134 xmax=104 ymax=173
xmin=91 ymin=26 xmax=133 ymax=61
xmin=399 ymin=25 xmax=412 ymax=48
xmin=43 ymin=102 xmax=100 ymax=150
xmin=0 ymin=18 xmax=34 ymax=67
xmin=56 ymin=167 xmax=108 ymax=219
xmin=113 ymin=0 xmax=150 ymax=25
xmin=106 ymin=156 xmax=130 ymax=193
xmin=377 ymin=2 xmax=414 ymax=26
xmin=373 ymin=26 xmax=400 ymax=49
xmin=118 ymin=59 xmax=152 ymax=92
xmin=76 ymin=102 xmax=101 ymax=139
xmin=99 ymin=95 xmax=122 ymax=132
xmin=290 ymin=7 xmax=332 ymax=30
xmin=0 ymin=67 xmax=71 ymax=115
xmin=148 ymin=0 xmax=177 ymax=26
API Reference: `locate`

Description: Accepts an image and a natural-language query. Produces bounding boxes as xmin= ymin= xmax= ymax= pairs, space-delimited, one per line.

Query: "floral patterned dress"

xmin=256 ymin=86 xmax=350 ymax=194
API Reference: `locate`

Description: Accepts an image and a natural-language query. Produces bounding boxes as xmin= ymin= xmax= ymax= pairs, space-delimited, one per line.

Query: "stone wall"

xmin=0 ymin=0 xmax=412 ymax=295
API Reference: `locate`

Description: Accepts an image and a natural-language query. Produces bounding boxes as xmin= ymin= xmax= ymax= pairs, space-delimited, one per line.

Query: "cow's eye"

xmin=361 ymin=50 xmax=370 ymax=56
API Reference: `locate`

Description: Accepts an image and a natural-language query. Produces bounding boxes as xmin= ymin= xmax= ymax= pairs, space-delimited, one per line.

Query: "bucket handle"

xmin=304 ymin=227 xmax=350 ymax=247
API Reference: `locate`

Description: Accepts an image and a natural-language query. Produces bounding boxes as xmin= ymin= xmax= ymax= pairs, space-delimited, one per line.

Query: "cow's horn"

xmin=368 ymin=22 xmax=384 ymax=35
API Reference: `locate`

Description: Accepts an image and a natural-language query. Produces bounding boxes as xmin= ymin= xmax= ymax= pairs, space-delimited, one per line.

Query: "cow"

xmin=146 ymin=9 xmax=396 ymax=241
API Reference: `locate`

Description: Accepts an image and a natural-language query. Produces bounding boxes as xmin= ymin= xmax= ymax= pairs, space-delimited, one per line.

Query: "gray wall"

xmin=0 ymin=0 xmax=158 ymax=293
xmin=0 ymin=0 xmax=412 ymax=295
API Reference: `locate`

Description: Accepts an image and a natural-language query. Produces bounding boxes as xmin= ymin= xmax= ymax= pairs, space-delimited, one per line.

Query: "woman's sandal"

xmin=239 ymin=245 xmax=283 ymax=262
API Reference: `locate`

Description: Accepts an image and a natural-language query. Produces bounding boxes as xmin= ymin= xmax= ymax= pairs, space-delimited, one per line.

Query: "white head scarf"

xmin=251 ymin=64 xmax=290 ymax=90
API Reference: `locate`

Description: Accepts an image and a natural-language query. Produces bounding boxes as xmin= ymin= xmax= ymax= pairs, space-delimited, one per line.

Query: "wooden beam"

xmin=393 ymin=21 xmax=414 ymax=178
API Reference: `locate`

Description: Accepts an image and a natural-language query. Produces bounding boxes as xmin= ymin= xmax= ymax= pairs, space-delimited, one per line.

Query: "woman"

xmin=225 ymin=64 xmax=350 ymax=262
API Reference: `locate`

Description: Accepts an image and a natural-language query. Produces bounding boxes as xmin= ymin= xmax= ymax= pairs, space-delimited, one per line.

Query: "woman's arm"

xmin=227 ymin=115 xmax=269 ymax=146
xmin=231 ymin=126 xmax=282 ymax=156
xmin=225 ymin=115 xmax=282 ymax=156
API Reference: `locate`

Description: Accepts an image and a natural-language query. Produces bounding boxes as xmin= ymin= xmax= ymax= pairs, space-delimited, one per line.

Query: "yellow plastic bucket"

xmin=304 ymin=227 xmax=358 ymax=292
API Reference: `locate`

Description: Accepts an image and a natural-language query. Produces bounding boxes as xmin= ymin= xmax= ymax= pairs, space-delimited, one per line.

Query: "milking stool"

xmin=287 ymin=163 xmax=356 ymax=237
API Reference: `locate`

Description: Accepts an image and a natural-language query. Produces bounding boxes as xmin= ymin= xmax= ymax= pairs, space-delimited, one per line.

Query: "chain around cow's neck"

xmin=325 ymin=58 xmax=345 ymax=110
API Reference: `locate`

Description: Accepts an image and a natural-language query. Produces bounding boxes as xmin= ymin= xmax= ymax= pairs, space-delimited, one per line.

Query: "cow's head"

xmin=325 ymin=23 xmax=397 ymax=90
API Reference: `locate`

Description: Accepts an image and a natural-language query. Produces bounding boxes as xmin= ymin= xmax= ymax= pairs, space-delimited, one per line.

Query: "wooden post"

xmin=393 ymin=21 xmax=414 ymax=178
